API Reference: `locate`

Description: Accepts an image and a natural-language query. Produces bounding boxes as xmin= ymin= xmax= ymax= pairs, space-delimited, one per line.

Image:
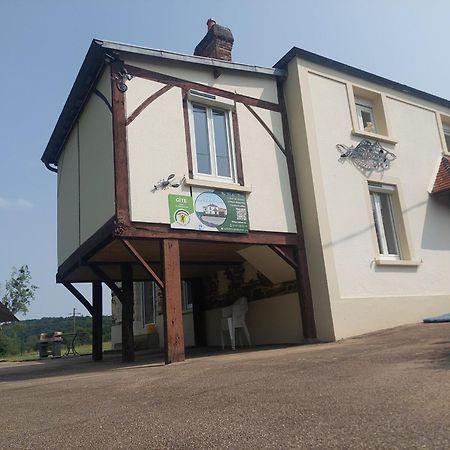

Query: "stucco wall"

xmin=124 ymin=58 xmax=296 ymax=233
xmin=283 ymin=61 xmax=336 ymax=342
xmin=57 ymin=128 xmax=80 ymax=264
xmin=56 ymin=68 xmax=115 ymax=265
xmin=290 ymin=58 xmax=450 ymax=339
xmin=205 ymin=293 xmax=303 ymax=346
xmin=125 ymin=55 xmax=279 ymax=104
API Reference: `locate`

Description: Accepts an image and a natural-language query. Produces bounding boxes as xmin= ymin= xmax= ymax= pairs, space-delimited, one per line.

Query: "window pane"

xmin=370 ymin=193 xmax=385 ymax=254
xmin=193 ymin=105 xmax=211 ymax=174
xmin=212 ymin=109 xmax=231 ymax=178
xmin=444 ymin=132 xmax=450 ymax=152
xmin=379 ymin=193 xmax=399 ymax=255
xmin=143 ymin=282 xmax=155 ymax=324
xmin=361 ymin=110 xmax=373 ymax=128
xmin=181 ymin=280 xmax=193 ymax=311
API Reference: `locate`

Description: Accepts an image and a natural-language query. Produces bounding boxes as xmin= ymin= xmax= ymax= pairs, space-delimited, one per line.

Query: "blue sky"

xmin=1 ymin=0 xmax=449 ymax=319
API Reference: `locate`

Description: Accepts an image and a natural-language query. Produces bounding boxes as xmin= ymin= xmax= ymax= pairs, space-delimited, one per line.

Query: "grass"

xmin=0 ymin=341 xmax=112 ymax=362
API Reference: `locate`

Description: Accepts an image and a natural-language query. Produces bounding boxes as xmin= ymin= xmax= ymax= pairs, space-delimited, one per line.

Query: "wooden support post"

xmin=295 ymin=246 xmax=317 ymax=340
xmin=161 ymin=239 xmax=185 ymax=364
xmin=277 ymin=81 xmax=317 ymax=341
xmin=120 ymin=263 xmax=135 ymax=362
xmin=92 ymin=281 xmax=103 ymax=361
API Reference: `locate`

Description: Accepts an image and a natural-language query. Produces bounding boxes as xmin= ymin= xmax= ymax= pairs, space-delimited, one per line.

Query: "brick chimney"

xmin=194 ymin=19 xmax=234 ymax=61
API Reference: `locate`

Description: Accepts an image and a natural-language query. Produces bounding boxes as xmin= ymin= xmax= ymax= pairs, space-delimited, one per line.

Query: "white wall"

xmin=124 ymin=57 xmax=296 ymax=233
xmin=57 ymin=127 xmax=80 ymax=264
xmin=56 ymin=68 xmax=115 ymax=265
xmin=78 ymin=70 xmax=115 ymax=244
xmin=125 ymin=55 xmax=279 ymax=104
xmin=205 ymin=294 xmax=303 ymax=346
xmin=290 ymin=58 xmax=450 ymax=339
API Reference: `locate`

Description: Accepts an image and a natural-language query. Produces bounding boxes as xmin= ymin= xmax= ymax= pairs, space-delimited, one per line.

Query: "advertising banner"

xmin=169 ymin=188 xmax=248 ymax=233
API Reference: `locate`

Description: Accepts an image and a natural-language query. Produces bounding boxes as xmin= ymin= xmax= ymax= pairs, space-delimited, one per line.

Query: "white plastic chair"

xmin=220 ymin=296 xmax=251 ymax=350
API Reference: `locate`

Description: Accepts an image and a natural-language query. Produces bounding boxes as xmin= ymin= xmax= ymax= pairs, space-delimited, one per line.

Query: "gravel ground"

xmin=1 ymin=323 xmax=450 ymax=449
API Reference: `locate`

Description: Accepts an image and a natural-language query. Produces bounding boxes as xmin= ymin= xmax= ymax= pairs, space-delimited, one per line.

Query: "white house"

xmin=275 ymin=47 xmax=450 ymax=341
xmin=42 ymin=21 xmax=311 ymax=363
xmin=42 ymin=20 xmax=450 ymax=363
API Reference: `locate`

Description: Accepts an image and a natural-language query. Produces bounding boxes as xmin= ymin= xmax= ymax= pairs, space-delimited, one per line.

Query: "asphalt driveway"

xmin=1 ymin=323 xmax=450 ymax=449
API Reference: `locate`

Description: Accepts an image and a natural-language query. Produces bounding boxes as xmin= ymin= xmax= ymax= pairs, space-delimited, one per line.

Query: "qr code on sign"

xmin=236 ymin=207 xmax=247 ymax=221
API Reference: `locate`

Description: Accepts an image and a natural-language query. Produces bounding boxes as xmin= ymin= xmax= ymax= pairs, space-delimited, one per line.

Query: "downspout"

xmin=45 ymin=162 xmax=58 ymax=173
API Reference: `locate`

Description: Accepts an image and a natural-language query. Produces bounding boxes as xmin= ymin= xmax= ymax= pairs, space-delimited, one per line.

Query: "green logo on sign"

xmin=169 ymin=195 xmax=194 ymax=229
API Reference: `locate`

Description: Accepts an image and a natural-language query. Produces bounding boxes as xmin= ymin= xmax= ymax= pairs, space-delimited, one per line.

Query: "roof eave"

xmin=41 ymin=40 xmax=108 ymax=165
xmin=101 ymin=40 xmax=285 ymax=77
xmin=274 ymin=46 xmax=450 ymax=111
xmin=41 ymin=40 xmax=286 ymax=166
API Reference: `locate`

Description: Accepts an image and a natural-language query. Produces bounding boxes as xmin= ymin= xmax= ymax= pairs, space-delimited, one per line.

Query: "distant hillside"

xmin=0 ymin=316 xmax=112 ymax=356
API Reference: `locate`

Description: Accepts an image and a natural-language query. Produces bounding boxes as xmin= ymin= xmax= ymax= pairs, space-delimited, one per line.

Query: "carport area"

xmin=59 ymin=230 xmax=315 ymax=365
xmin=1 ymin=323 xmax=450 ymax=448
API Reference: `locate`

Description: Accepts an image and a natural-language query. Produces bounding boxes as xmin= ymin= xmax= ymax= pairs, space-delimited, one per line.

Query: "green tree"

xmin=1 ymin=265 xmax=38 ymax=316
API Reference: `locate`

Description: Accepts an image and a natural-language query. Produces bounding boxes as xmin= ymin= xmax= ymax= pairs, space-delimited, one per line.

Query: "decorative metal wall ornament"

xmin=337 ymin=139 xmax=396 ymax=172
xmin=152 ymin=174 xmax=181 ymax=191
xmin=114 ymin=67 xmax=133 ymax=92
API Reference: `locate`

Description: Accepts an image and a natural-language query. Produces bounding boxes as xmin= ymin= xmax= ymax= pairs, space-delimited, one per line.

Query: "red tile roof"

xmin=431 ymin=156 xmax=450 ymax=195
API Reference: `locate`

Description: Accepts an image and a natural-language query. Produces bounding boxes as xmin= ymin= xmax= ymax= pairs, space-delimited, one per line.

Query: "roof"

xmin=431 ymin=155 xmax=450 ymax=195
xmin=274 ymin=47 xmax=450 ymax=111
xmin=42 ymin=39 xmax=285 ymax=166
xmin=0 ymin=303 xmax=18 ymax=323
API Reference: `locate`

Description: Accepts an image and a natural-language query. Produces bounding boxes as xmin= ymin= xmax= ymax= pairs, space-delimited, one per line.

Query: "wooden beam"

xmin=126 ymin=85 xmax=173 ymax=126
xmin=269 ymin=245 xmax=298 ymax=269
xmin=277 ymin=81 xmax=317 ymax=340
xmin=120 ymin=263 xmax=135 ymax=363
xmin=231 ymin=107 xmax=245 ymax=186
xmin=93 ymin=89 xmax=112 ymax=113
xmin=121 ymin=239 xmax=164 ymax=289
xmin=111 ymin=61 xmax=131 ymax=228
xmin=124 ymin=64 xmax=281 ymax=112
xmin=92 ymin=281 xmax=103 ymax=361
xmin=88 ymin=263 xmax=125 ymax=303
xmin=182 ymin=89 xmax=194 ymax=178
xmin=56 ymin=216 xmax=115 ymax=282
xmin=116 ymin=223 xmax=298 ymax=246
xmin=161 ymin=239 xmax=185 ymax=364
xmin=62 ymin=282 xmax=93 ymax=315
xmin=244 ymin=104 xmax=287 ymax=156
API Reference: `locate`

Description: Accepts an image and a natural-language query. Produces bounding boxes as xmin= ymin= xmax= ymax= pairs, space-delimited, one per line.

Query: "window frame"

xmin=184 ymin=89 xmax=244 ymax=186
xmin=369 ymin=183 xmax=401 ymax=260
xmin=181 ymin=280 xmax=193 ymax=312
xmin=366 ymin=180 xmax=419 ymax=266
xmin=355 ymin=97 xmax=377 ymax=133
xmin=189 ymin=102 xmax=237 ymax=182
xmin=348 ymin=84 xmax=397 ymax=144
xmin=141 ymin=281 xmax=157 ymax=326
xmin=440 ymin=116 xmax=450 ymax=154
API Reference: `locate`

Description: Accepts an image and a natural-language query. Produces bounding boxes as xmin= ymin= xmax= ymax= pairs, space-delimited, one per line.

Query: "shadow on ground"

xmin=0 ymin=345 xmax=296 ymax=383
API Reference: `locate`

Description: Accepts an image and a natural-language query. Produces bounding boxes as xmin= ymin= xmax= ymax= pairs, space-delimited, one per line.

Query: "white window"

xmin=443 ymin=123 xmax=450 ymax=152
xmin=189 ymin=90 xmax=236 ymax=182
xmin=369 ymin=183 xmax=400 ymax=260
xmin=355 ymin=97 xmax=376 ymax=133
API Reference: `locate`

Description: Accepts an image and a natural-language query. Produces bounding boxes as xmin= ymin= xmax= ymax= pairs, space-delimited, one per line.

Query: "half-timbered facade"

xmin=43 ymin=21 xmax=450 ymax=363
xmin=42 ymin=23 xmax=316 ymax=363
